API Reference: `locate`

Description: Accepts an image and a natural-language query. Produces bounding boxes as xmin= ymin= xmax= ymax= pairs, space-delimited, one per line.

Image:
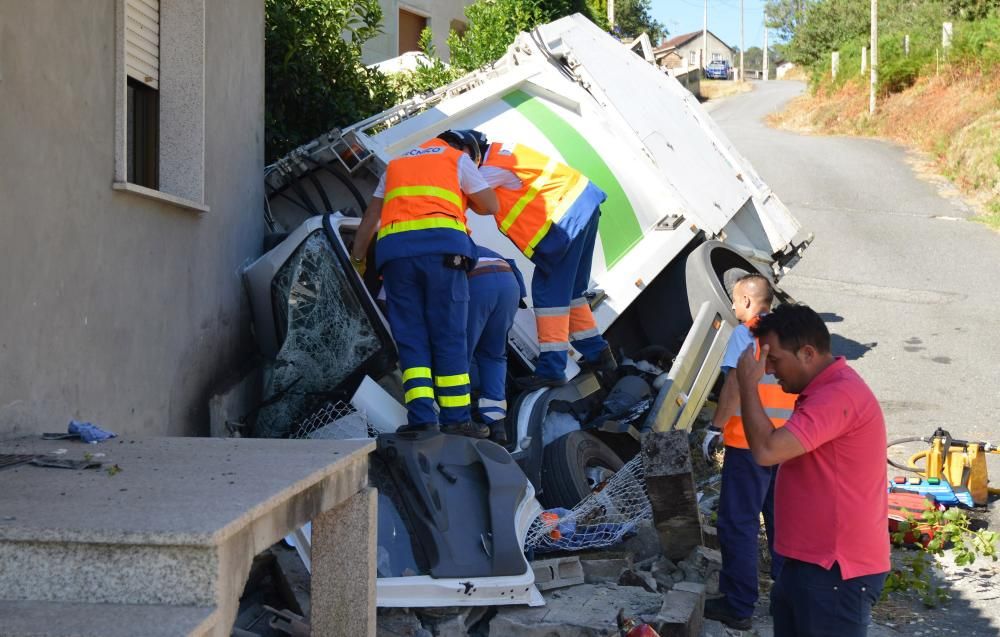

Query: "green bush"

xmin=951 ymin=14 xmax=1000 ymax=68
xmin=265 ymin=0 xmax=396 ymax=161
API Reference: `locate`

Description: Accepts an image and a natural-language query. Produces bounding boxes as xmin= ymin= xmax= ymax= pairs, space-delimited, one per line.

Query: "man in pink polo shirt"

xmin=735 ymin=303 xmax=889 ymax=636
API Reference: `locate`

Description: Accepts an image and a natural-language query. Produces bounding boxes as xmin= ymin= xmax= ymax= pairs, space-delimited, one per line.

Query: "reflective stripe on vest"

xmin=482 ymin=142 xmax=588 ymax=259
xmin=378 ymin=139 xmax=469 ymax=241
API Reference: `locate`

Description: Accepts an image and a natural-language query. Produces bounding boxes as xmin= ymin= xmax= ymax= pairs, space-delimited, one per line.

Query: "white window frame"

xmin=113 ymin=0 xmax=209 ymax=213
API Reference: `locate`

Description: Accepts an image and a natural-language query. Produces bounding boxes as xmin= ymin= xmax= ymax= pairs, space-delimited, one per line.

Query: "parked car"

xmin=705 ymin=60 xmax=731 ymax=79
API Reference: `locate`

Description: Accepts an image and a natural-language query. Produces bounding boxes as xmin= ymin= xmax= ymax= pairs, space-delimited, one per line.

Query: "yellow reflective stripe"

xmin=500 ymin=158 xmax=560 ymax=233
xmin=551 ymin=176 xmax=590 ymax=223
xmin=404 ymin=387 xmax=435 ymax=403
xmin=437 ymin=394 xmax=471 ymax=408
xmin=384 ymin=185 xmax=462 ymax=210
xmin=378 ymin=217 xmax=467 ymax=239
xmin=523 ymin=218 xmax=553 ymax=259
xmin=402 ymin=367 xmax=432 ymax=383
xmin=435 ymin=373 xmax=470 ymax=388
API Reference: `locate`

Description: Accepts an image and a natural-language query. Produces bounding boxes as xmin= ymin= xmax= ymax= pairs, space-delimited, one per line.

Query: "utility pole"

xmin=739 ymin=0 xmax=745 ymax=82
xmin=870 ymin=0 xmax=878 ymax=114
xmin=608 ymin=0 xmax=614 ymax=31
xmin=703 ymin=0 xmax=708 ymax=70
xmin=763 ymin=25 xmax=769 ymax=80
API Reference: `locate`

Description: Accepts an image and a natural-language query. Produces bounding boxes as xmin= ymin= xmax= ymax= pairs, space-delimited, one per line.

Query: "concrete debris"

xmin=618 ymin=568 xmax=659 ymax=593
xmin=532 ymin=556 xmax=586 ymax=591
xmin=676 ymin=546 xmax=722 ymax=595
xmin=579 ymin=554 xmax=633 ymax=584
xmin=657 ymin=582 xmax=705 ymax=637
xmin=488 ymin=584 xmax=664 ymax=637
xmin=376 ymin=609 xmax=432 ymax=637
xmin=618 ymin=518 xmax=663 ymax=563
xmin=649 ymin=556 xmax=681 ymax=591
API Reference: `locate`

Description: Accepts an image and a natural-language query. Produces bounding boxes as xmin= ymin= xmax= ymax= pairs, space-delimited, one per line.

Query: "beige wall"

xmin=0 ymin=0 xmax=266 ymax=438
xmin=362 ymin=0 xmax=475 ymax=64
xmin=677 ymin=33 xmax=734 ymax=68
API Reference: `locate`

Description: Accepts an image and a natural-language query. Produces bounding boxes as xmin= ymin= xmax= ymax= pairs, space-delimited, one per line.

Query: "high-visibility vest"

xmin=481 ymin=142 xmax=591 ymax=259
xmin=722 ymin=317 xmax=798 ymax=449
xmin=378 ymin=139 xmax=469 ymax=241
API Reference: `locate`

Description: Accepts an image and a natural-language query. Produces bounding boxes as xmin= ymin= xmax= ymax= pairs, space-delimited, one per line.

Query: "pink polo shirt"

xmin=774 ymin=357 xmax=890 ymax=579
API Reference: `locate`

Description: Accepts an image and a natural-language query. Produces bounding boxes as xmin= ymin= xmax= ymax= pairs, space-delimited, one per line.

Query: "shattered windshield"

xmin=256 ymin=230 xmax=382 ymax=438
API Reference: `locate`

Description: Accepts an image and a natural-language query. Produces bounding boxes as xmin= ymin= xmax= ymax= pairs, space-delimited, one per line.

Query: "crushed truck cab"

xmin=247 ymin=14 xmax=810 ymax=607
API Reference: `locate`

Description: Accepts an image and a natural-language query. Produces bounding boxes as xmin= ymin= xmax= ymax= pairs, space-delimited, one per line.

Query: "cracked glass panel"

xmin=256 ymin=230 xmax=381 ymax=437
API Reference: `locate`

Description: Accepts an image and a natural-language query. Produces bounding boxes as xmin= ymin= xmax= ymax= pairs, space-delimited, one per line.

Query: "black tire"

xmin=540 ymin=431 xmax=624 ymax=509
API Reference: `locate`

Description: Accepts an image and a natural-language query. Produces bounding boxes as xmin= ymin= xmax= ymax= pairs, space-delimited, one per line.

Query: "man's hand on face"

xmin=737 ymin=343 xmax=768 ymax=387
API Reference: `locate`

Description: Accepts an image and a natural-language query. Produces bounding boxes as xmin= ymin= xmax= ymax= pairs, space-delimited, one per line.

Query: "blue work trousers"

xmin=771 ymin=560 xmax=887 ymax=637
xmin=467 ymin=267 xmax=520 ymax=424
xmin=531 ymin=211 xmax=608 ymax=379
xmin=382 ymin=255 xmax=471 ymax=427
xmin=717 ymin=446 xmax=783 ymax=618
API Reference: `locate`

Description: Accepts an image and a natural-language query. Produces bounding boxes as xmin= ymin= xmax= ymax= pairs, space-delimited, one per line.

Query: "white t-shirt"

xmin=479 ymin=144 xmax=524 ymax=190
xmin=373 ymin=152 xmax=489 ymax=198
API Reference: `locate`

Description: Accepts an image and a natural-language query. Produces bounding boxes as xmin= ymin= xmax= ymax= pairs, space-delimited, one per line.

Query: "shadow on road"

xmin=816 ymin=312 xmax=878 ymax=360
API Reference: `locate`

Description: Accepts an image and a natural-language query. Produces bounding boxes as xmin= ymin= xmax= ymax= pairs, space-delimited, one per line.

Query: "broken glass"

xmin=256 ymin=230 xmax=382 ymax=438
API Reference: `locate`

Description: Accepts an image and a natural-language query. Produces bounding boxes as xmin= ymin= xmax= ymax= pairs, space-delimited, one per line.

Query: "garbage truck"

xmin=244 ymin=14 xmax=810 ymax=607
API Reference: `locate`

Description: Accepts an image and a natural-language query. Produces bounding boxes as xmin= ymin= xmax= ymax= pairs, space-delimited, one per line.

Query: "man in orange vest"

xmin=350 ymin=130 xmax=498 ymax=437
xmin=474 ymin=135 xmax=617 ymax=390
xmin=702 ymin=273 xmax=796 ymax=631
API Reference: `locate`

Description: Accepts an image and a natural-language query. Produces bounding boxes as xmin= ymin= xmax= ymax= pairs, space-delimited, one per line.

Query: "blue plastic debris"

xmin=67 ymin=420 xmax=117 ymax=444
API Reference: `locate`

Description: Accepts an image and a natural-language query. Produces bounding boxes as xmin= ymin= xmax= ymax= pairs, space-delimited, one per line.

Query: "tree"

xmin=447 ymin=0 xmax=598 ymax=72
xmin=587 ymin=0 xmax=667 ymax=42
xmin=265 ymin=0 xmax=396 ymax=161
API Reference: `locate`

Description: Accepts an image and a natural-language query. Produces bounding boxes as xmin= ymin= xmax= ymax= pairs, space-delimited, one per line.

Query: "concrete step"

xmin=0 ymin=600 xmax=216 ymax=637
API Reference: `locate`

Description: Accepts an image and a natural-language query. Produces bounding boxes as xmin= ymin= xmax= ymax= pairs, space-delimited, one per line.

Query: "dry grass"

xmin=700 ymin=79 xmax=753 ymax=101
xmin=768 ymin=69 xmax=1000 ymax=226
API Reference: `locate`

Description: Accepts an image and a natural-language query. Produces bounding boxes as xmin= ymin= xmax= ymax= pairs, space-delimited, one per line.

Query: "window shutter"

xmin=125 ymin=0 xmax=159 ymax=90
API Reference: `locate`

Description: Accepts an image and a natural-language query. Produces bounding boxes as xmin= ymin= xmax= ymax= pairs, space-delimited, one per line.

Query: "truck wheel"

xmin=540 ymin=431 xmax=624 ymax=509
xmin=684 ymin=241 xmax=768 ymax=327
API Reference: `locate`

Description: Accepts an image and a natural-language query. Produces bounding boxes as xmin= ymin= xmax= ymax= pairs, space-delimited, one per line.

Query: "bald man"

xmin=703 ymin=273 xmax=797 ymax=630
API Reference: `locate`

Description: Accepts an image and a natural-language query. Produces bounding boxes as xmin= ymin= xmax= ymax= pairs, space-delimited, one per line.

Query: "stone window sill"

xmin=113 ymin=182 xmax=210 ymax=214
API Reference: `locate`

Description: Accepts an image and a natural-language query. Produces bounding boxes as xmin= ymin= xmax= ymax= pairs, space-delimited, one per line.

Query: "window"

xmin=127 ymin=77 xmax=159 ymax=189
xmin=689 ymin=51 xmax=697 ymax=65
xmin=398 ymin=9 xmax=427 ymax=54
xmin=712 ymin=52 xmax=724 ymax=62
xmin=114 ymin=0 xmax=208 ymax=212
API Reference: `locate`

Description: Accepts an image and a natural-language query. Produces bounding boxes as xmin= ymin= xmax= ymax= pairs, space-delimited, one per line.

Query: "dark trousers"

xmin=467 ymin=268 xmax=520 ymax=424
xmin=382 ymin=255 xmax=470 ymax=427
xmin=717 ymin=446 xmax=782 ymax=617
xmin=771 ymin=559 xmax=887 ymax=637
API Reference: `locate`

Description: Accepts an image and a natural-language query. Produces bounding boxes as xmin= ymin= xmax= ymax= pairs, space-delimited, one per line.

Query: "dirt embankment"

xmin=769 ymin=71 xmax=1000 ymax=228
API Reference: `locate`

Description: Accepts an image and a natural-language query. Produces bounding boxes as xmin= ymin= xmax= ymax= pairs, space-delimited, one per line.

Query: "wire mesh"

xmin=289 ymin=400 xmax=379 ymax=440
xmin=526 ymin=454 xmax=652 ymax=552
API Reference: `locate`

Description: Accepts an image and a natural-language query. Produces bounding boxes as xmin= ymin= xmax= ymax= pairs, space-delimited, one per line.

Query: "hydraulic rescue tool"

xmin=888 ymin=427 xmax=1000 ymax=507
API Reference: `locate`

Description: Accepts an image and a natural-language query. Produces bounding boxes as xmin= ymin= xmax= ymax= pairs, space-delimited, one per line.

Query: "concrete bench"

xmin=0 ymin=437 xmax=375 ymax=637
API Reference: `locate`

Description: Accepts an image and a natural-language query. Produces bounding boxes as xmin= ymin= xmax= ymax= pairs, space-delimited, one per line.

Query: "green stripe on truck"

xmin=502 ymin=89 xmax=643 ymax=268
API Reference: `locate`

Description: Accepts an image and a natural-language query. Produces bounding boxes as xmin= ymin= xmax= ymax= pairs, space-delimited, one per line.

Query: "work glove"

xmin=702 ymin=426 xmax=723 ymax=460
xmin=351 ymin=256 xmax=366 ymax=277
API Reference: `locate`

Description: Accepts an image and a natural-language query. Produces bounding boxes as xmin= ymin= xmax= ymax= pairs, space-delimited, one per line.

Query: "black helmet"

xmin=437 ymin=129 xmax=489 ymax=166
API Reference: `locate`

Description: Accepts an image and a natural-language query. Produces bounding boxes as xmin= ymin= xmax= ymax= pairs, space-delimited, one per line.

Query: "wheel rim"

xmin=585 ymin=463 xmax=617 ymax=490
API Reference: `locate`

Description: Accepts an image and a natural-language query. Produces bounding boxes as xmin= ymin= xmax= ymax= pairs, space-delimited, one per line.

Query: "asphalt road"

xmin=705 ymin=80 xmax=1000 ymax=636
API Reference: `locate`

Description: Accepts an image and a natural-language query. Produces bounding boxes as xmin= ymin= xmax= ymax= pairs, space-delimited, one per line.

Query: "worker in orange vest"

xmin=351 ymin=131 xmax=498 ymax=437
xmin=472 ymin=134 xmax=617 ymax=390
xmin=702 ymin=273 xmax=797 ymax=631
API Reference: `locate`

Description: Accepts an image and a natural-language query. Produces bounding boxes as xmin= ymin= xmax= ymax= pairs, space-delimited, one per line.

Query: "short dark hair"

xmin=735 ymin=272 xmax=773 ymax=306
xmin=751 ymin=303 xmax=831 ymax=354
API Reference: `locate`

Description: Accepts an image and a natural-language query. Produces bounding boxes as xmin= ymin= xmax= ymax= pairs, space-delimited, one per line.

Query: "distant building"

xmin=654 ymin=30 xmax=734 ymax=69
xmin=361 ymin=0 xmax=477 ymax=65
xmin=776 ymin=62 xmax=796 ymax=79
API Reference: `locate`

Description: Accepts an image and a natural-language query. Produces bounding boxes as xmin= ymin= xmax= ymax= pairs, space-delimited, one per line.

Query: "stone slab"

xmin=0 ymin=600 xmax=215 ymax=637
xmin=580 ymin=557 xmax=632 ymax=584
xmin=655 ymin=581 xmax=704 ymax=637
xmin=488 ymin=584 xmax=663 ymax=637
xmin=0 ymin=437 xmax=372 ymax=545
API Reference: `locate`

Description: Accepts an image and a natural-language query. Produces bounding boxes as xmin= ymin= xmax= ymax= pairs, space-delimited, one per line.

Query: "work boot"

xmin=489 ymin=418 xmax=509 ymax=445
xmin=703 ymin=597 xmax=752 ymax=631
xmin=441 ymin=421 xmax=490 ymax=439
xmin=396 ymin=423 xmax=440 ymax=434
xmin=515 ymin=374 xmax=568 ymax=392
xmin=581 ymin=346 xmax=619 ymax=386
